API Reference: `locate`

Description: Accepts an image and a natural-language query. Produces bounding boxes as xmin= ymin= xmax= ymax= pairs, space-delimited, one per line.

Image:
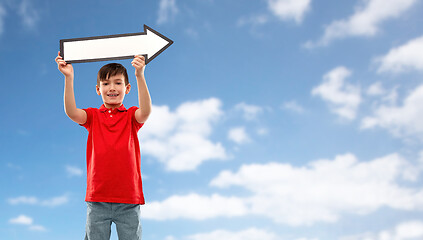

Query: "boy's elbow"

xmin=140 ymin=110 xmax=151 ymax=121
xmin=64 ymin=108 xmax=76 ymax=119
xmin=65 ymin=108 xmax=87 ymax=124
xmin=142 ymin=104 xmax=152 ymax=116
xmin=64 ymin=108 xmax=72 ymax=118
xmin=136 ymin=108 xmax=151 ymax=123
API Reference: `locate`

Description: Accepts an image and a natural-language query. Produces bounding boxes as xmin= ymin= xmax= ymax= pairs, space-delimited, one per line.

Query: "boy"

xmin=55 ymin=52 xmax=151 ymax=240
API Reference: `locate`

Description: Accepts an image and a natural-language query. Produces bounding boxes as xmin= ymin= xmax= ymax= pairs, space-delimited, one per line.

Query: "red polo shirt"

xmin=81 ymin=104 xmax=145 ymax=204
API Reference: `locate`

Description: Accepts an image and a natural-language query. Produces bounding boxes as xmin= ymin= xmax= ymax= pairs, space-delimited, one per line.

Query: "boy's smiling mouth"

xmin=107 ymin=93 xmax=119 ymax=97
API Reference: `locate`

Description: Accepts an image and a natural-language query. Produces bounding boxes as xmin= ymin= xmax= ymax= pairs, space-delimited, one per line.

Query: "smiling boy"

xmin=55 ymin=52 xmax=151 ymax=240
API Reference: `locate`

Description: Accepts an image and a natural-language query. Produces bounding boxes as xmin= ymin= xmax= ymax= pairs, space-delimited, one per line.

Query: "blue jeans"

xmin=85 ymin=202 xmax=142 ymax=240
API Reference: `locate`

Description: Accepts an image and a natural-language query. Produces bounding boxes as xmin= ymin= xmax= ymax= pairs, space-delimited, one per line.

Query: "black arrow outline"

xmin=60 ymin=25 xmax=173 ymax=64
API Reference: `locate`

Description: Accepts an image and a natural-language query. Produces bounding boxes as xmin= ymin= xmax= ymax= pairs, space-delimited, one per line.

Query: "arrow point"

xmin=143 ymin=26 xmax=173 ymax=63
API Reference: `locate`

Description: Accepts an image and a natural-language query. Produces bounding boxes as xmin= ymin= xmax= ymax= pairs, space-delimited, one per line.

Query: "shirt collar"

xmin=99 ymin=104 xmax=127 ymax=112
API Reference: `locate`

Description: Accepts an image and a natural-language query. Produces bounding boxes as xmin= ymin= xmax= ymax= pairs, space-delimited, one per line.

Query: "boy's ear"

xmin=125 ymin=83 xmax=131 ymax=94
xmin=96 ymin=85 xmax=101 ymax=95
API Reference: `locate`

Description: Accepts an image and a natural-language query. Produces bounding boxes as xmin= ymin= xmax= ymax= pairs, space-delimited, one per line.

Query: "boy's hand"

xmin=131 ymin=55 xmax=146 ymax=78
xmin=55 ymin=51 xmax=74 ymax=78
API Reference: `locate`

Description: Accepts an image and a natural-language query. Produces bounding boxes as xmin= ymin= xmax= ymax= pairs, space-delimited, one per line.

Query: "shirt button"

xmin=110 ymin=115 xmax=113 ymax=117
xmin=108 ymin=110 xmax=111 ymax=113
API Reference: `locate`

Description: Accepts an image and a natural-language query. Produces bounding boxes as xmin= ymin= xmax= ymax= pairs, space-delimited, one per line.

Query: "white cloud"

xmin=186 ymin=228 xmax=278 ymax=240
xmin=235 ymin=102 xmax=264 ymax=121
xmin=340 ymin=220 xmax=423 ymax=240
xmin=282 ymin=100 xmax=305 ymax=113
xmin=395 ymin=221 xmax=423 ymax=239
xmin=419 ymin=151 xmax=423 ymax=168
xmin=7 ymin=162 xmax=22 ymax=170
xmin=184 ymin=28 xmax=199 ymax=39
xmin=139 ymin=98 xmax=228 ymax=171
xmin=165 ymin=236 xmax=177 ymax=240
xmin=361 ymin=84 xmax=423 ymax=139
xmin=367 ymin=83 xmax=398 ymax=106
xmin=237 ymin=14 xmax=269 ymax=28
xmin=8 ymin=194 xmax=69 ymax=207
xmin=376 ymin=36 xmax=423 ymax=74
xmin=9 ymin=215 xmax=47 ymax=232
xmin=157 ymin=0 xmax=178 ymax=24
xmin=0 ymin=4 xmax=6 ymax=35
xmin=18 ymin=0 xmax=40 ymax=29
xmin=9 ymin=215 xmax=33 ymax=225
xmin=29 ymin=225 xmax=47 ymax=232
xmin=66 ymin=165 xmax=83 ymax=177
xmin=304 ymin=0 xmax=418 ymax=48
xmin=367 ymin=82 xmax=385 ymax=96
xmin=256 ymin=127 xmax=269 ymax=136
xmin=143 ymin=193 xmax=248 ymax=220
xmin=41 ymin=195 xmax=69 ymax=207
xmin=312 ymin=66 xmax=361 ymax=120
xmin=266 ymin=0 xmax=311 ymax=23
xmin=228 ymin=127 xmax=251 ymax=144
xmin=143 ymin=152 xmax=423 ymax=226
xmin=0 ymin=1 xmax=42 ymax=35
xmin=211 ymin=153 xmax=423 ymax=226
xmin=238 ymin=0 xmax=311 ymax=29
xmin=8 ymin=196 xmax=38 ymax=205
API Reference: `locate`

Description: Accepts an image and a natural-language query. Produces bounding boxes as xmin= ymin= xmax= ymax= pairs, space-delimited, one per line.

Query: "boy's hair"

xmin=97 ymin=63 xmax=129 ymax=86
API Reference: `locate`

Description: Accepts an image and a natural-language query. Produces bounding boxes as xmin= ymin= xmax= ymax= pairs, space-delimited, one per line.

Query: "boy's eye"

xmin=103 ymin=83 xmax=108 ymax=86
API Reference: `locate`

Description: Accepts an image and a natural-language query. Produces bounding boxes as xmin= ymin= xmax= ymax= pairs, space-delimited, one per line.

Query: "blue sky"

xmin=1 ymin=0 xmax=423 ymax=239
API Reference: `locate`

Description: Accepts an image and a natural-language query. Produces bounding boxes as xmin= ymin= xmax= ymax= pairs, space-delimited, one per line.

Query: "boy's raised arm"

xmin=55 ymin=52 xmax=87 ymax=125
xmin=132 ymin=55 xmax=152 ymax=124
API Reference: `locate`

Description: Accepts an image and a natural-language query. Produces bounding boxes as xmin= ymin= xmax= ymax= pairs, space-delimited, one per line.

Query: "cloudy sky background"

xmin=1 ymin=0 xmax=423 ymax=239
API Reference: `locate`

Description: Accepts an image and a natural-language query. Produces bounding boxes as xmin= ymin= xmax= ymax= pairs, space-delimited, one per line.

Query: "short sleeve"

xmin=129 ymin=106 xmax=144 ymax=131
xmin=80 ymin=108 xmax=94 ymax=129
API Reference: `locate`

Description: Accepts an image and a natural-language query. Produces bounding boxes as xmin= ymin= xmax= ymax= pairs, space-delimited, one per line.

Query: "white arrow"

xmin=60 ymin=25 xmax=173 ymax=64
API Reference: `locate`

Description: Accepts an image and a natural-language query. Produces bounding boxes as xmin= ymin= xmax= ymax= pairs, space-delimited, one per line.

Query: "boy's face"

xmin=96 ymin=74 xmax=131 ymax=109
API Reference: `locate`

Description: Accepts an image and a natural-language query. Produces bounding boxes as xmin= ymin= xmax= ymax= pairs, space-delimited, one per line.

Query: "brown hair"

xmin=97 ymin=63 xmax=129 ymax=86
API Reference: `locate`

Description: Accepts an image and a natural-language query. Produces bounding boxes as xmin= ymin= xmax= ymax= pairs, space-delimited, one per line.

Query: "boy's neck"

xmin=103 ymin=103 xmax=123 ymax=109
